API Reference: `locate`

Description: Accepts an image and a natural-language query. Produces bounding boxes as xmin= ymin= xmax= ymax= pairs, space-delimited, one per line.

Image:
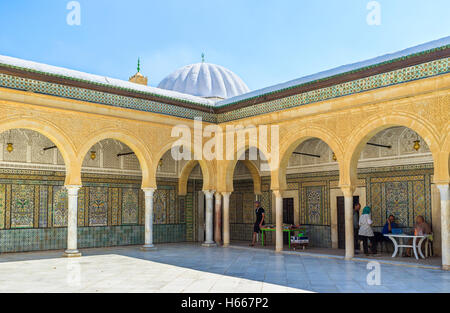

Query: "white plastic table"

xmin=384 ymin=234 xmax=429 ymax=260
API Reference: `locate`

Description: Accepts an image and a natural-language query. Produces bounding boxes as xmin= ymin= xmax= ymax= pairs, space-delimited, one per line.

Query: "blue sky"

xmin=0 ymin=0 xmax=449 ymax=91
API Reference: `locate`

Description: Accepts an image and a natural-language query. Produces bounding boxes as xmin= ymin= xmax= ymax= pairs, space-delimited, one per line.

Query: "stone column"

xmin=141 ymin=188 xmax=157 ymax=251
xmin=214 ymin=192 xmax=222 ymax=244
xmin=202 ymin=190 xmax=216 ymax=247
xmin=222 ymin=192 xmax=231 ymax=247
xmin=63 ymin=185 xmax=82 ymax=258
xmin=273 ymin=190 xmax=283 ymax=253
xmin=437 ymin=184 xmax=449 ymax=270
xmin=341 ymin=186 xmax=355 ymax=260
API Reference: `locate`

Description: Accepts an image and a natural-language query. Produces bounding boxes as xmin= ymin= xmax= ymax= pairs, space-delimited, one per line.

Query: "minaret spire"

xmin=129 ymin=57 xmax=148 ymax=86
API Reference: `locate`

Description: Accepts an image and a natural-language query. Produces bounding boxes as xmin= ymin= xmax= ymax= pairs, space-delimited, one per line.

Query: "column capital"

xmin=142 ymin=188 xmax=156 ymax=196
xmin=272 ymin=189 xmax=285 ymax=198
xmin=65 ymin=185 xmax=81 ymax=190
xmin=203 ymin=190 xmax=215 ymax=199
xmin=221 ymin=191 xmax=232 ymax=198
xmin=214 ymin=192 xmax=222 ymax=199
xmin=436 ymin=184 xmax=450 ymax=198
xmin=340 ymin=185 xmax=356 ymax=198
xmin=65 ymin=185 xmax=81 ymax=196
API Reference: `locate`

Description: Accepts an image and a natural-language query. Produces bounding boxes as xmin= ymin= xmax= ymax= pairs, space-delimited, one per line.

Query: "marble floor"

xmin=0 ymin=243 xmax=449 ymax=293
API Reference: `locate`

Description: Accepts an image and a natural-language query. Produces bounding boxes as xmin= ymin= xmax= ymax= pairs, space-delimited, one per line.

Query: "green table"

xmin=260 ymin=228 xmax=304 ymax=249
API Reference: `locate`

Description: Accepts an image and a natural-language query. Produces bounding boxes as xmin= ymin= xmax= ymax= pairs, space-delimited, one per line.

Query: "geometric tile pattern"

xmin=121 ymin=188 xmax=138 ymax=225
xmin=52 ymin=186 xmax=68 ymax=227
xmin=10 ymin=184 xmax=35 ymax=228
xmin=0 ymin=184 xmax=5 ymax=229
xmin=88 ymin=187 xmax=108 ymax=226
xmin=370 ymin=176 xmax=429 ymax=228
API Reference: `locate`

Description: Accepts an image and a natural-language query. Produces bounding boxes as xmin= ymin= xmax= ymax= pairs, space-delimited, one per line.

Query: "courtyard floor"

xmin=0 ymin=243 xmax=449 ymax=293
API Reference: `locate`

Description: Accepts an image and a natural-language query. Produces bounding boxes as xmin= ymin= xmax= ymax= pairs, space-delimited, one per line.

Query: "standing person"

xmin=353 ymin=203 xmax=361 ymax=254
xmin=250 ymin=201 xmax=265 ymax=247
xmin=359 ymin=206 xmax=377 ymax=255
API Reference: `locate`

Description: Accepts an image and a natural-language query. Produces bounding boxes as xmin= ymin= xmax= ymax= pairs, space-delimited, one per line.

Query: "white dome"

xmin=158 ymin=63 xmax=250 ymax=100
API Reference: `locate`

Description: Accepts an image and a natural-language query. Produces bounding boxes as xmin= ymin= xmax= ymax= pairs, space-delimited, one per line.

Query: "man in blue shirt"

xmin=382 ymin=215 xmax=399 ymax=234
xmin=373 ymin=215 xmax=399 ymax=252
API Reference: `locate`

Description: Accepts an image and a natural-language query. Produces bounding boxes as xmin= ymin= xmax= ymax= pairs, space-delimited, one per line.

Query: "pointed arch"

xmin=341 ymin=112 xmax=441 ymax=186
xmin=0 ymin=117 xmax=78 ymax=185
xmin=77 ymin=129 xmax=155 ymax=188
xmin=274 ymin=124 xmax=343 ymax=191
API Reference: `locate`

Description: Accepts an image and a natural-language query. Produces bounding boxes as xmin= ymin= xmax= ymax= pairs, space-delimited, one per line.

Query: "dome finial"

xmin=201 ymin=53 xmax=205 ymax=63
xmin=137 ymin=57 xmax=141 ymax=72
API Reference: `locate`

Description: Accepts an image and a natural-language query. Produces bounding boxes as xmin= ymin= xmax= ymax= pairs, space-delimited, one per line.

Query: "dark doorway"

xmin=283 ymin=198 xmax=294 ymax=244
xmin=283 ymin=198 xmax=294 ymax=224
xmin=337 ymin=196 xmax=359 ymax=249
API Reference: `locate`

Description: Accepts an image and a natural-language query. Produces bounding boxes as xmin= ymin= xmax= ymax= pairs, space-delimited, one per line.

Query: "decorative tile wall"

xmin=0 ymin=169 xmax=187 ymax=253
xmin=369 ymin=175 xmax=430 ymax=227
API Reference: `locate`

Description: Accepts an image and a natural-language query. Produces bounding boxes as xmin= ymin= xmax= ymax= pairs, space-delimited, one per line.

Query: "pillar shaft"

xmin=274 ymin=190 xmax=283 ymax=252
xmin=64 ymin=185 xmax=81 ymax=257
xmin=203 ymin=190 xmax=216 ymax=246
xmin=437 ymin=184 xmax=449 ymax=270
xmin=142 ymin=188 xmax=156 ymax=250
xmin=342 ymin=186 xmax=355 ymax=260
xmin=214 ymin=193 xmax=222 ymax=244
xmin=222 ymin=192 xmax=231 ymax=247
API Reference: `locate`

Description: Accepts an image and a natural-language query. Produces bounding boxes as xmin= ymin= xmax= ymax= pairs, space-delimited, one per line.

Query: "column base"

xmin=62 ymin=250 xmax=82 ymax=258
xmin=140 ymin=245 xmax=157 ymax=251
xmin=345 ymin=256 xmax=354 ymax=260
xmin=443 ymin=264 xmax=450 ymax=271
xmin=202 ymin=242 xmax=217 ymax=247
xmin=223 ymin=243 xmax=230 ymax=247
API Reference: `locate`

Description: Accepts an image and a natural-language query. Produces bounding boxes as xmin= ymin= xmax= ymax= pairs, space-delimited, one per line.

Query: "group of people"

xmin=248 ymin=200 xmax=431 ymax=257
xmin=353 ymin=203 xmax=431 ymax=256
